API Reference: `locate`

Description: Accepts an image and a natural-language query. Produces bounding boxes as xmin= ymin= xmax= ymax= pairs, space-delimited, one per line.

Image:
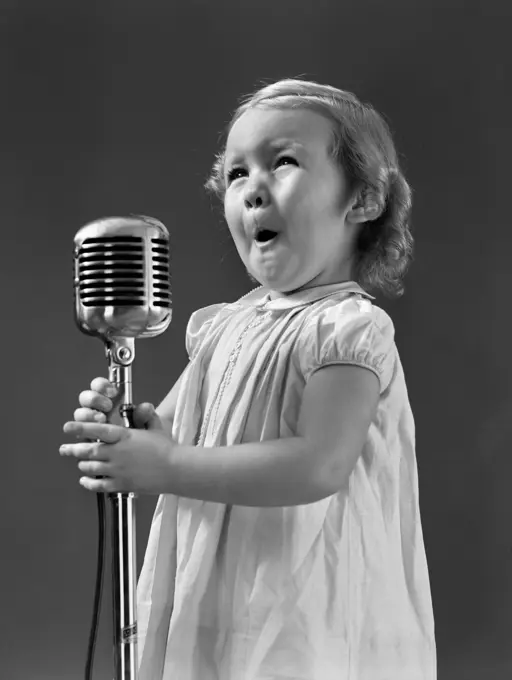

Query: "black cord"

xmin=85 ymin=492 xmax=107 ymax=680
xmin=83 ymin=405 xmax=135 ymax=679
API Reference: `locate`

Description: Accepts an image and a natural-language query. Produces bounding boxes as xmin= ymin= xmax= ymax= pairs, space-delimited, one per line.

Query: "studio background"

xmin=1 ymin=1 xmax=510 ymax=678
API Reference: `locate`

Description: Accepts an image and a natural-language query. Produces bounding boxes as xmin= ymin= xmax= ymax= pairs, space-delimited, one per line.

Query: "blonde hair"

xmin=205 ymin=78 xmax=413 ymax=298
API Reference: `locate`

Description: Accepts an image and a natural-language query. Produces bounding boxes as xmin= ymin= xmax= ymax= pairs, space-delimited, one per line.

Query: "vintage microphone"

xmin=73 ymin=215 xmax=172 ymax=680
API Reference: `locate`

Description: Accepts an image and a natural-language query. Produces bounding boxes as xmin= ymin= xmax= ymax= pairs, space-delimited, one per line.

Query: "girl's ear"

xmin=346 ymin=193 xmax=383 ymax=224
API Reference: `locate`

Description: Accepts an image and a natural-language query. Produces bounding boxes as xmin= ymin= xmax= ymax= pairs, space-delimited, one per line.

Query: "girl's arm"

xmin=62 ymin=364 xmax=379 ymax=505
xmin=167 ymin=364 xmax=380 ymax=507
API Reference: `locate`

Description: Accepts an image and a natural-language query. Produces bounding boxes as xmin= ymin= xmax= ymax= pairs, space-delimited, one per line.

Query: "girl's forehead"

xmin=225 ymin=107 xmax=333 ymax=158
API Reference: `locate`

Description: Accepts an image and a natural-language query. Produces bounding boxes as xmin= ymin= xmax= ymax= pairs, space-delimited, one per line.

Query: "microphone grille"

xmin=76 ymin=234 xmax=171 ymax=308
xmin=74 ymin=216 xmax=172 ymax=339
xmin=149 ymin=236 xmax=172 ymax=309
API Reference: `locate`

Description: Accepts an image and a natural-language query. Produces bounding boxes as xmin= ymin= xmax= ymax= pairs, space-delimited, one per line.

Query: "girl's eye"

xmin=275 ymin=155 xmax=297 ymax=168
xmin=227 ymin=167 xmax=247 ymax=184
xmin=226 ymin=156 xmax=297 ymax=185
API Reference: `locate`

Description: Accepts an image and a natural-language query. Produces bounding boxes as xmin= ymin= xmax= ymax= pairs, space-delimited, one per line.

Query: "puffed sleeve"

xmin=296 ymin=297 xmax=396 ymax=393
xmin=185 ymin=303 xmax=227 ymax=360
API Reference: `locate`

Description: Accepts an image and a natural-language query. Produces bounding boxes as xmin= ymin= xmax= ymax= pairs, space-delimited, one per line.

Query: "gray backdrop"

xmin=1 ymin=1 xmax=510 ymax=678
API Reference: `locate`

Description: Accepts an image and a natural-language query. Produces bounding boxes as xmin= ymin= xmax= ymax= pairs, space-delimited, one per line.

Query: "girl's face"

xmin=223 ymin=106 xmax=361 ymax=297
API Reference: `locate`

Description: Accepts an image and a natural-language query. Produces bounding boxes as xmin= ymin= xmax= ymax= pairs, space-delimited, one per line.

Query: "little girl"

xmin=61 ymin=79 xmax=436 ymax=679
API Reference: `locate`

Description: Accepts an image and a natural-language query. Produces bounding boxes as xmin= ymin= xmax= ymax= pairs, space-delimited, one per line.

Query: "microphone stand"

xmin=106 ymin=337 xmax=138 ymax=680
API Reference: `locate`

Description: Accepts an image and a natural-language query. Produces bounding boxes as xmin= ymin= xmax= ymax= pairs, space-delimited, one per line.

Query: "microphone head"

xmin=73 ymin=215 xmax=172 ymax=340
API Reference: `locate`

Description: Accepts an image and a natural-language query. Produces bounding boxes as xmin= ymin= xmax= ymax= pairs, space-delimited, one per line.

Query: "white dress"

xmin=136 ymin=281 xmax=436 ymax=680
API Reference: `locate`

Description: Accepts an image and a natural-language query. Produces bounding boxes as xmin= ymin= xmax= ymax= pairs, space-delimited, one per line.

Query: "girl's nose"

xmin=244 ymin=180 xmax=270 ymax=210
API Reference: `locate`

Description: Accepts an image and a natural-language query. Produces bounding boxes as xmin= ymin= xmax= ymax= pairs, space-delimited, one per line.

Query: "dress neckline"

xmin=225 ymin=281 xmax=375 ymax=313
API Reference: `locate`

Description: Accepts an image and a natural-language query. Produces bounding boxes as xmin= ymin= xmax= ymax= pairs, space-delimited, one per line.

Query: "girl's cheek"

xmin=223 ymin=202 xmax=236 ymax=226
xmin=279 ymin=173 xmax=303 ymax=202
xmin=224 ymin=207 xmax=244 ymax=238
xmin=224 ymin=192 xmax=240 ymax=218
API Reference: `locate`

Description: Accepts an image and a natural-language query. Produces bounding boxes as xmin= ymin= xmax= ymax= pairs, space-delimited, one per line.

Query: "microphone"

xmin=74 ymin=214 xmax=172 ymax=341
xmin=72 ymin=215 xmax=172 ymax=680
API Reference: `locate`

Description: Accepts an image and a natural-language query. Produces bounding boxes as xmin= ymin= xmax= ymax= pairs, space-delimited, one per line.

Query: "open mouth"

xmin=254 ymin=229 xmax=279 ymax=244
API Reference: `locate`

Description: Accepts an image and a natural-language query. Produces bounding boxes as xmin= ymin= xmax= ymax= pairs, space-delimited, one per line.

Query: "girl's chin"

xmin=247 ymin=253 xmax=304 ymax=292
xmin=248 ymin=271 xmax=299 ymax=295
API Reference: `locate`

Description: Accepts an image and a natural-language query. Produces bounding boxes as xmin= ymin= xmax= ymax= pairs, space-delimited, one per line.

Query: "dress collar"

xmin=225 ymin=281 xmax=374 ymax=313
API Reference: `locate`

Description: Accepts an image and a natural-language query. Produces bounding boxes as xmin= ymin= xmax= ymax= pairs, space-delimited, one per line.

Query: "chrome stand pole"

xmin=106 ymin=338 xmax=138 ymax=680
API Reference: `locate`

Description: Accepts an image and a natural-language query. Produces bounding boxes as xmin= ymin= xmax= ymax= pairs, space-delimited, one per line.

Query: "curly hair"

xmin=205 ymin=78 xmax=414 ymax=298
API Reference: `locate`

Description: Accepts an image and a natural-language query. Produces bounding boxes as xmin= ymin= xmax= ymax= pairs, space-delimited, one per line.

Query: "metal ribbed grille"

xmin=77 ymin=236 xmax=170 ymax=308
xmin=150 ymin=237 xmax=171 ymax=308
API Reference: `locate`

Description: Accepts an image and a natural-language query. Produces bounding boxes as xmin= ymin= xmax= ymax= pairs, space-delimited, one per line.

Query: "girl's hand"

xmin=60 ymin=406 xmax=175 ymax=494
xmin=74 ymin=377 xmax=150 ymax=429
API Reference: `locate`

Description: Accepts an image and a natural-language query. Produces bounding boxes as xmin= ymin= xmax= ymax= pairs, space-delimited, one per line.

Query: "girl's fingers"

xmin=59 ymin=441 xmax=110 ymax=460
xmin=132 ymin=403 xmax=155 ymax=429
xmin=62 ymin=421 xmax=126 ymax=444
xmin=78 ymin=390 xmax=113 ymax=413
xmin=78 ymin=460 xmax=112 ymax=476
xmin=79 ymin=476 xmax=118 ymax=493
xmin=73 ymin=407 xmax=107 ymax=423
xmin=90 ymin=377 xmax=118 ymax=399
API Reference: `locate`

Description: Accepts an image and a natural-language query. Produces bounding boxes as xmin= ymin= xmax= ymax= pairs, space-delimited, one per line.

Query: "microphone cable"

xmin=84 ymin=406 xmax=136 ymax=680
xmin=85 ymin=491 xmax=107 ymax=680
